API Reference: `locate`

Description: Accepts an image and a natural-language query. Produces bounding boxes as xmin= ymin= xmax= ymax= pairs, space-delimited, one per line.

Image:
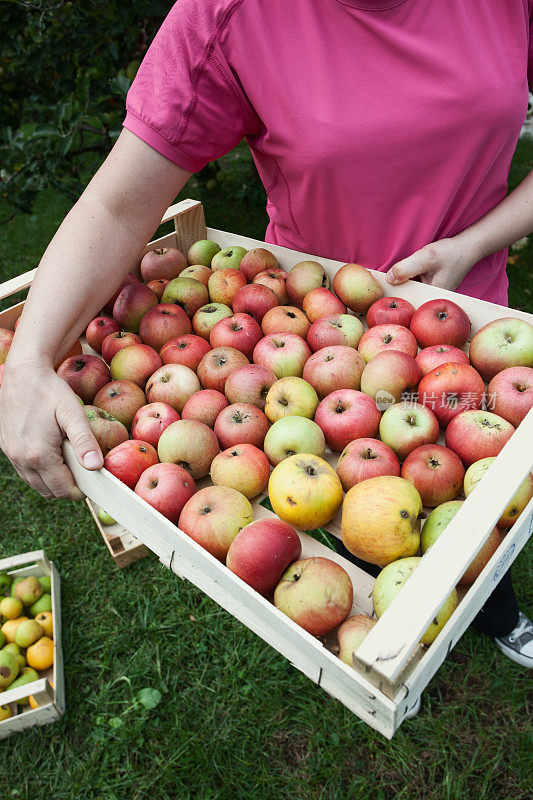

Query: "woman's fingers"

xmin=386 ymin=245 xmax=440 ymax=285
xmin=55 ymin=390 xmax=103 ymax=471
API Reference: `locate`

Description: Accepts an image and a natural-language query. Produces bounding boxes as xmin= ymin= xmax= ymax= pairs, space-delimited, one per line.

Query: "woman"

xmin=1 ymin=0 xmax=532 ymax=683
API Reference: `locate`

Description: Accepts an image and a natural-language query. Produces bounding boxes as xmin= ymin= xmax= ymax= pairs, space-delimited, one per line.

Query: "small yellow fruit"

xmin=26 ymin=636 xmax=54 ymax=671
xmin=28 ymin=695 xmax=39 ymax=710
xmin=0 ymin=704 xmax=12 ymax=721
xmin=34 ymin=612 xmax=53 ymax=638
xmin=1 ymin=616 xmax=29 ymax=643
xmin=0 ymin=596 xmax=23 ymax=620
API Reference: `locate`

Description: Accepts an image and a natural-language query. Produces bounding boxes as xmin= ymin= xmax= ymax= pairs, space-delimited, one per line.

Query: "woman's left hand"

xmin=386 ymin=236 xmax=480 ymax=292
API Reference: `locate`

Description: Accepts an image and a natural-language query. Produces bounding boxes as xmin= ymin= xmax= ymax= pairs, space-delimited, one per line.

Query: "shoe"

xmin=494 ymin=611 xmax=533 ymax=668
xmin=403 ymin=695 xmax=421 ymax=719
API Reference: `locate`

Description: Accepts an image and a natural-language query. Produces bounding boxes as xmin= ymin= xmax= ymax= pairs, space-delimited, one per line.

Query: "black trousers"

xmin=332 ymin=538 xmax=520 ymax=638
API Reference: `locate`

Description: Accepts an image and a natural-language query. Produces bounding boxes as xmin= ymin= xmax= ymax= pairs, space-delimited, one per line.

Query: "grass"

xmin=0 ymin=139 xmax=531 ymax=799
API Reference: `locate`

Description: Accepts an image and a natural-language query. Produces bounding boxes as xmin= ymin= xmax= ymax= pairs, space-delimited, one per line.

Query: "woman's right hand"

xmin=0 ymin=360 xmax=104 ymax=500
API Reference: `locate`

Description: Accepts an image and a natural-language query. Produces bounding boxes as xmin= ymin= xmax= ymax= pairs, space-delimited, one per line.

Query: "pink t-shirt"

xmin=124 ymin=0 xmax=533 ymax=305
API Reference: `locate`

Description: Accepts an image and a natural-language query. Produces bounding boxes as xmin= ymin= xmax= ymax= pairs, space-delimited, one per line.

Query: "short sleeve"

xmin=123 ymin=0 xmax=262 ymax=172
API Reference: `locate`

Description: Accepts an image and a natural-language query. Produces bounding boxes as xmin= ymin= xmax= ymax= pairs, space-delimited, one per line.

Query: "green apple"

xmin=464 ymin=457 xmax=533 ymax=529
xmin=38 ymin=576 xmax=52 ymax=593
xmin=0 ymin=571 xmax=12 ymax=595
xmin=97 ymin=507 xmax=116 ymax=526
xmin=29 ymin=594 xmax=52 ymax=617
xmin=264 ymin=377 xmax=319 ymax=423
xmin=263 ymin=415 xmax=326 ymax=466
xmin=469 ymin=317 xmax=533 ymax=381
xmin=211 ymin=246 xmax=248 ymax=271
xmin=187 ymin=239 xmax=221 ymax=267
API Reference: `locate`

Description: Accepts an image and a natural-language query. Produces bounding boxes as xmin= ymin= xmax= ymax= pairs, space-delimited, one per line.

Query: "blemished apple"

xmin=93 ymin=380 xmax=147 ymax=428
xmin=253 ymin=269 xmax=289 ymax=304
xmin=145 ymin=363 xmax=201 ymax=413
xmin=232 ymin=283 xmax=280 ymax=324
xmin=261 ymin=306 xmax=311 ymax=339
xmin=84 ymin=405 xmax=129 ymax=454
xmin=130 ymin=402 xmax=181 ymax=448
xmin=102 ymin=271 xmax=140 ymax=315
xmin=210 ymin=312 xmax=262 ymax=359
xmin=178 ymin=485 xmax=254 ymax=561
xmin=487 ymin=366 xmax=533 ymax=428
xmin=332 ymin=263 xmax=382 ymax=313
xmin=342 ymin=475 xmax=422 ymax=566
xmin=224 ymin=364 xmax=277 ymax=410
xmin=253 ymin=333 xmax=311 ymax=378
xmin=146 ymin=279 xmax=170 ymax=300
xmin=57 ymin=355 xmax=111 ymax=404
xmin=463 ymin=457 xmax=533 ymax=529
xmin=372 ymin=556 xmax=458 ymax=644
xmin=193 ymin=303 xmax=233 ymax=341
xmin=134 ymin=462 xmax=196 ymax=523
xmin=0 ymin=329 xmax=14 ymax=364
xmin=274 ymin=557 xmax=353 ymax=636
xmin=337 ymin=615 xmax=378 ymax=667
xmin=109 ymin=343 xmax=162 ymax=388
xmin=264 ymin=377 xmax=319 ymax=423
xmin=104 ymin=439 xmax=159 ymax=489
xmin=379 ymin=402 xmax=440 ymax=460
xmin=140 ymin=247 xmax=187 ymax=282
xmin=210 ymin=443 xmax=270 ymax=499
xmin=417 ymin=362 xmax=485 ymax=426
xmin=360 ymin=350 xmax=421 ymax=408
xmin=226 ymin=519 xmax=301 ymax=597
xmin=113 ymin=283 xmax=158 ymax=332
xmin=85 ymin=316 xmax=121 ymax=353
xmin=181 ymin=389 xmax=229 ymax=428
xmin=269 ymin=454 xmax=343 ymax=530
xmin=421 ymin=500 xmax=502 ymax=584
xmin=444 ymin=410 xmax=515 ymax=467
xmin=400 ymin=444 xmax=465 ymax=506
xmin=314 ymin=389 xmax=382 ymax=451
xmin=263 ymin=415 xmax=326 ymax=466
xmin=214 ymin=403 xmax=270 ymax=450
xmin=307 ymin=314 xmax=364 ymax=352
xmin=139 ymin=303 xmax=192 ymax=351
xmin=197 ymin=346 xmax=249 ymax=393
xmin=211 ymin=245 xmax=248 ymax=271
xmin=161 ymin=277 xmax=209 ymax=317
xmin=239 ymin=248 xmax=279 ymax=281
xmin=179 ymin=264 xmax=212 ymax=286
xmin=286 ymin=261 xmax=329 ymax=307
xmin=357 ymin=323 xmax=418 ymax=362
xmin=101 ymin=331 xmax=142 ymax=364
xmin=336 ymin=438 xmax=400 ymax=492
xmin=159 ymin=334 xmax=211 ymax=371
xmin=302 ymin=345 xmax=366 ymax=398
xmin=416 ymin=344 xmax=470 ymax=376
xmin=158 ymin=419 xmax=220 ymax=479
xmin=187 ymin=239 xmax=221 ymax=267
xmin=302 ymin=288 xmax=347 ymax=323
xmin=207 ymin=268 xmax=247 ymax=306
xmin=366 ymin=296 xmax=415 ymax=328
xmin=410 ymin=299 xmax=471 ymax=349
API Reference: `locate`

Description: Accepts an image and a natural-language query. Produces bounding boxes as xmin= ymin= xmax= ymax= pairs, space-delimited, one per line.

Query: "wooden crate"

xmin=0 ymin=551 xmax=65 ymax=738
xmin=85 ymin=499 xmax=151 ymax=568
xmin=1 ymin=199 xmax=532 ymax=737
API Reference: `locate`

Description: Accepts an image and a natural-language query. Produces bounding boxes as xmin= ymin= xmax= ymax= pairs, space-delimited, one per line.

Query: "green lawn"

xmin=0 ymin=140 xmax=531 ymax=799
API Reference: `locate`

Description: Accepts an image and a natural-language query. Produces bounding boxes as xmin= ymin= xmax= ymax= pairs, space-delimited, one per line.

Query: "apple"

xmin=264 ymin=377 xmax=319 ymax=423
xmin=307 ymin=314 xmax=364 ymax=352
xmin=161 ymin=277 xmax=209 ymax=317
xmin=379 ymin=401 xmax=439 ymax=460
xmin=159 ymin=334 xmax=211 ymax=370
xmin=134 ymin=462 xmax=196 ymax=523
xmin=197 ymin=347 xmax=249 ymax=393
xmin=178 ymin=486 xmax=253 ymax=561
xmin=85 ymin=316 xmax=120 ymax=353
xmin=274 ymin=557 xmax=353 ymax=636
xmin=400 ymin=444 xmax=465 ymax=506
xmin=145 ymin=363 xmax=200 ymax=413
xmin=187 ymin=239 xmax=221 ymax=267
xmin=179 ymin=265 xmax=212 ymax=286
xmin=315 ymin=389 xmax=382 ymax=451
xmin=181 ymin=389 xmax=229 ymax=428
xmin=232 ymin=284 xmax=280 ymax=324
xmin=357 ymin=324 xmax=418 ymax=362
xmin=83 ymin=405 xmax=129 ymax=454
xmin=192 ymin=303 xmax=233 ymax=340
xmin=410 ymin=299 xmax=471 ymax=349
xmin=463 ymin=457 xmax=533 ymax=529
xmin=263 ymin=415 xmax=325 ymax=466
xmin=336 ymin=438 xmax=400 ymax=491
xmin=145 ymin=279 xmax=170 ymax=300
xmin=416 ymin=344 xmax=470 ymax=376
xmin=210 ymin=312 xmax=262 ymax=359
xmin=139 ymin=303 xmax=192 ymax=351
xmin=341 ymin=475 xmax=422 ymax=566
xmin=286 ymin=261 xmax=329 ymax=307
xmin=269 ymin=454 xmax=343 ymax=530
xmin=109 ymin=343 xmax=162 ymax=388
xmin=211 ymin=245 xmax=248 ymax=271
xmin=97 ymin=508 xmax=116 ymax=526
xmin=253 ymin=333 xmax=311 ymax=378
xmin=372 ymin=556 xmax=457 ymax=643
xmin=366 ymin=297 xmax=415 ymax=328
xmin=102 ymin=272 xmax=140 ymax=315
xmin=253 ymin=269 xmax=289 ymax=304
xmin=239 ymin=248 xmax=279 ymax=281
xmin=417 ymin=362 xmax=485 ymax=427
xmin=337 ymin=615 xmax=378 ymax=667
xmin=158 ymin=419 xmax=220 ymax=479
xmin=0 ymin=329 xmax=14 ymax=365
xmin=210 ymin=443 xmax=270 ymax=499
xmin=104 ymin=439 xmax=158 ymax=489
xmin=421 ymin=500 xmax=502 ymax=584
xmin=207 ymin=268 xmax=247 ymax=306
xmin=130 ymin=402 xmax=181 ymax=447
xmin=214 ymin=402 xmax=270 ymax=450
xmin=302 ymin=288 xmax=347 ymax=323
xmin=261 ymin=305 xmax=311 ymax=338
xmin=303 ymin=345 xmax=366 ymax=398
xmin=140 ymin=247 xmax=187 ymax=282
xmin=487 ymin=366 xmax=533 ymax=428
xmin=360 ymin=350 xmax=421 ymax=409
xmin=226 ymin=519 xmax=301 ymax=597
xmin=224 ymin=364 xmax=277 ymax=410
xmin=444 ymin=410 xmax=515 ymax=467
xmin=101 ymin=331 xmax=142 ymax=364
xmin=57 ymin=355 xmax=111 ymax=404
xmin=332 ymin=263 xmax=382 ymax=313
xmin=93 ymin=380 xmax=147 ymax=428
xmin=113 ymin=283 xmax=158 ymax=332
xmin=54 ymin=338 xmax=83 ymax=371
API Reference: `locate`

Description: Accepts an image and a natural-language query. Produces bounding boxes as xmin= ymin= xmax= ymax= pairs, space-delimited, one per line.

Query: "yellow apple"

xmin=268 ymin=454 xmax=343 ymax=530
xmin=337 ymin=614 xmax=377 ymax=667
xmin=464 ymin=457 xmax=533 ymax=529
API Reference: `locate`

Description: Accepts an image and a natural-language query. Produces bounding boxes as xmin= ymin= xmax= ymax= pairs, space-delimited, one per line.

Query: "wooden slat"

xmin=0 ymin=269 xmax=36 ymax=302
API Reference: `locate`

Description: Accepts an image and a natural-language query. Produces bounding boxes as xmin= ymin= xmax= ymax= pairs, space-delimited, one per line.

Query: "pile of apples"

xmin=2 ymin=241 xmax=533 ymax=661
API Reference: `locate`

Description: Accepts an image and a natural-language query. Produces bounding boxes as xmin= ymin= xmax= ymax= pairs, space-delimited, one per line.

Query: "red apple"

xmin=239 ymin=248 xmax=279 ymax=281
xmin=487 ymin=366 xmax=533 ymax=428
xmin=145 ymin=279 xmax=170 ymax=300
xmin=469 ymin=318 xmax=533 ymax=381
xmin=418 ymin=362 xmax=485 ymax=427
xmin=379 ymin=401 xmax=440 ymax=460
xmin=261 ymin=306 xmax=311 ymax=339
xmin=207 ymin=268 xmax=247 ymax=306
xmin=134 ymin=462 xmax=196 ymax=523
xmin=197 ymin=347 xmax=250 ymax=393
xmin=57 ymin=355 xmax=110 ymax=404
xmin=93 ymin=380 xmax=147 ymax=428
xmin=444 ymin=410 xmax=516 ymax=467
xmin=253 ymin=333 xmax=311 ymax=378
xmin=253 ymin=269 xmax=289 ymax=304
xmin=332 ymin=263 xmax=382 ymax=313
xmin=192 ymin=303 xmax=233 ymax=341
xmin=336 ymin=438 xmax=400 ymax=491
xmin=307 ymin=314 xmax=364 ymax=352
xmin=83 ymin=405 xmax=129 ymax=454
xmin=366 ymin=296 xmax=415 ymax=328
xmin=314 ymin=389 xmax=381 ymax=451
xmin=161 ymin=277 xmax=209 ymax=317
xmin=102 ymin=272 xmax=140 ymax=315
xmin=302 ymin=345 xmax=366 ymax=398
xmin=159 ymin=334 xmax=211 ymax=370
xmin=400 ymin=444 xmax=465 ymax=506
xmin=139 ymin=304 xmax=192 ymax=351
xmin=54 ymin=338 xmax=83 ymax=371
xmin=416 ymin=344 xmax=470 ymax=376
xmin=158 ymin=419 xmax=220 ymax=479
xmin=104 ymin=439 xmax=158 ymax=489
xmin=209 ymin=313 xmax=263 ymax=359
xmin=226 ymin=519 xmax=302 ymax=596
xmin=179 ymin=264 xmax=212 ymax=286
xmin=232 ymin=284 xmax=280 ymax=324
xmin=112 ymin=283 xmax=158 ymax=332
xmin=214 ymin=403 xmax=270 ymax=450
xmin=410 ymin=299 xmax=471 ymax=348
xmin=145 ymin=363 xmax=201 ymax=413
xmin=357 ymin=324 xmax=418 ymax=362
xmin=286 ymin=261 xmax=329 ymax=307
xmin=101 ymin=331 xmax=142 ymax=364
xmin=181 ymin=389 xmax=229 ymax=428
xmin=178 ymin=486 xmax=254 ymax=561
xmin=109 ymin=344 xmax=162 ymax=388
xmin=140 ymin=247 xmax=187 ymax=282
xmin=302 ymin=288 xmax=347 ymax=323
xmin=224 ymin=364 xmax=277 ymax=410
xmin=210 ymin=443 xmax=270 ymax=499
xmin=360 ymin=350 xmax=421 ymax=408
xmin=85 ymin=316 xmax=121 ymax=353
xmin=130 ymin=402 xmax=181 ymax=447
